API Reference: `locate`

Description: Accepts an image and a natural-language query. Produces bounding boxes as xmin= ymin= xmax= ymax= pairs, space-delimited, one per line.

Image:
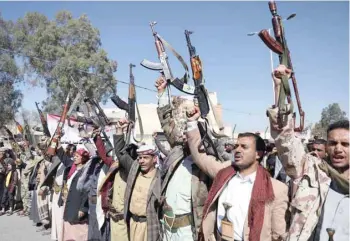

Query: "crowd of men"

xmin=0 ymin=65 xmax=348 ymax=241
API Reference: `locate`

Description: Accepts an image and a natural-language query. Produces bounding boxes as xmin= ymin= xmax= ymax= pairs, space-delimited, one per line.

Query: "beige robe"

xmin=111 ymin=171 xmax=128 ymax=241
xmin=129 ymin=169 xmax=157 ymax=241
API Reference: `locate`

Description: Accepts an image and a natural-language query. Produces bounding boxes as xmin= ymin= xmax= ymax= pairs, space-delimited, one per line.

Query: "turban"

xmin=136 ymin=144 xmax=158 ymax=156
xmin=76 ymin=148 xmax=90 ymax=159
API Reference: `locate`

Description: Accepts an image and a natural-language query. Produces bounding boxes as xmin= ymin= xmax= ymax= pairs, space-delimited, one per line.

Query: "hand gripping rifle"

xmin=185 ymin=30 xmax=227 ymax=160
xmin=110 ymin=63 xmax=144 ymax=147
xmin=35 ymin=102 xmax=51 ymax=137
xmin=71 ymin=81 xmax=114 ymax=155
xmin=66 ymin=92 xmax=83 ymax=128
xmin=86 ymin=98 xmax=114 ymax=154
xmin=140 ymin=21 xmax=195 ymax=96
xmin=258 ymin=1 xmax=305 ymax=132
xmin=46 ymin=93 xmax=70 ymax=156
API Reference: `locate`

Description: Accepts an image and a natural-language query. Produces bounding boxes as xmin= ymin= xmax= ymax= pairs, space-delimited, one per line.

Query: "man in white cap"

xmin=114 ymin=119 xmax=161 ymax=241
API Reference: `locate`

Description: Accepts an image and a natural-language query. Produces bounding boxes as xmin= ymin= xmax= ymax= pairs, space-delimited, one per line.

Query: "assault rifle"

xmin=185 ymin=30 xmax=210 ymax=118
xmin=185 ymin=30 xmax=228 ymax=160
xmin=258 ymin=1 xmax=305 ymax=132
xmin=35 ymin=102 xmax=51 ymax=137
xmin=46 ymin=93 xmax=70 ymax=156
xmin=141 ymin=21 xmax=195 ymax=95
xmin=84 ymin=98 xmax=114 ymax=154
xmin=111 ymin=63 xmax=144 ymax=146
xmin=71 ymin=81 xmax=114 ymax=155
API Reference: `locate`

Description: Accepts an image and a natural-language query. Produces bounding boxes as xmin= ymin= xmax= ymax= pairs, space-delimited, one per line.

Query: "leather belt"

xmin=163 ymin=213 xmax=192 ymax=230
xmin=108 ymin=207 xmax=124 ymax=222
xmin=89 ymin=195 xmax=97 ymax=204
xmin=131 ymin=214 xmax=147 ymax=223
xmin=214 ymin=232 xmax=241 ymax=241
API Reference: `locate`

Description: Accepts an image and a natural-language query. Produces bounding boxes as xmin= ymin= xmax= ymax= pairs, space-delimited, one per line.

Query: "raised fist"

xmin=155 ymin=76 xmax=167 ymax=93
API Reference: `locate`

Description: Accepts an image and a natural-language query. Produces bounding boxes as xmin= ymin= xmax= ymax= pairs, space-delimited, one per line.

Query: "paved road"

xmin=0 ymin=213 xmax=50 ymax=241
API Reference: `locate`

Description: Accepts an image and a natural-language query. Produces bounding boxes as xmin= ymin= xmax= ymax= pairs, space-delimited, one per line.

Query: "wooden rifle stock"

xmin=260 ymin=0 xmax=305 ymax=132
xmin=258 ymin=30 xmax=283 ymax=55
xmin=128 ymin=63 xmax=136 ymax=123
xmin=190 ymin=56 xmax=202 ymax=81
xmin=35 ymin=102 xmax=51 ymax=137
xmin=47 ymin=93 xmax=70 ymax=156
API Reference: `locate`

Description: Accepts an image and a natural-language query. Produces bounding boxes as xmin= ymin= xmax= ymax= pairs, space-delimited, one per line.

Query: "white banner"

xmin=47 ymin=114 xmax=117 ymax=147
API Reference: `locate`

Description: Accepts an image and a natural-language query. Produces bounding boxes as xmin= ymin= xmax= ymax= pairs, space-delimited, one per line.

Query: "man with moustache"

xmin=267 ymin=64 xmax=349 ymax=241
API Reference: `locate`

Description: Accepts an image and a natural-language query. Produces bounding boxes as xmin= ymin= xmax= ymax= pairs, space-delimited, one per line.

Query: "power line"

xmin=221 ymin=107 xmax=264 ymax=116
xmin=1 ymin=46 xmax=266 ymax=116
xmin=0 ymin=47 xmax=157 ymax=93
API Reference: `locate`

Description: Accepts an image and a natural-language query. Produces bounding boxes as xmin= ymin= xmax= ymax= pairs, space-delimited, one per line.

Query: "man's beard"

xmin=232 ymin=160 xmax=256 ymax=171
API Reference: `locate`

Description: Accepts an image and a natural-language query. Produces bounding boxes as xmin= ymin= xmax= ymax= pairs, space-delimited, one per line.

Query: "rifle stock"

xmin=35 ymin=102 xmax=51 ymax=137
xmin=47 ymin=93 xmax=70 ymax=156
xmin=141 ymin=22 xmax=195 ymax=95
xmin=185 ymin=30 xmax=210 ymax=118
xmin=258 ymin=30 xmax=283 ymax=55
xmin=85 ymin=98 xmax=114 ymax=154
xmin=128 ymin=63 xmax=136 ymax=123
xmin=260 ymin=0 xmax=305 ymax=132
xmin=190 ymin=56 xmax=202 ymax=81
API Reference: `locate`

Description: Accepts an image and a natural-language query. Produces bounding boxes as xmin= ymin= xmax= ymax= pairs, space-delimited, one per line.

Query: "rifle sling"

xmin=278 ymin=48 xmax=293 ymax=115
xmin=134 ymin=98 xmax=144 ymax=143
xmin=157 ymin=34 xmax=196 ymax=95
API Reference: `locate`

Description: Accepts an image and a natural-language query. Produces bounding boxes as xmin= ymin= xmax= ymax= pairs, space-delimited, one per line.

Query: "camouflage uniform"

xmin=268 ymin=108 xmax=337 ymax=240
xmin=21 ymin=155 xmax=41 ymax=213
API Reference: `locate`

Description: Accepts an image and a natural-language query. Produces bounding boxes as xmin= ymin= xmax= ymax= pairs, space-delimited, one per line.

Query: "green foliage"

xmin=13 ymin=11 xmax=117 ymax=114
xmin=0 ymin=13 xmax=23 ymax=126
xmin=311 ymin=103 xmax=348 ymax=138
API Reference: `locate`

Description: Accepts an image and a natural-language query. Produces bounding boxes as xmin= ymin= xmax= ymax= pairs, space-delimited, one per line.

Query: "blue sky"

xmin=1 ymin=1 xmax=349 ymax=133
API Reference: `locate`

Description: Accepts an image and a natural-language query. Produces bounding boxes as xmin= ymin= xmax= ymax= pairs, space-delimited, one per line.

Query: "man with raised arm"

xmin=267 ymin=64 xmax=349 ymax=241
xmin=186 ymin=106 xmax=288 ymax=241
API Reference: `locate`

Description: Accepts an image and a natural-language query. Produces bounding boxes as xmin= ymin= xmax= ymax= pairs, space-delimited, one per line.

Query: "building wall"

xmin=101 ymin=92 xmax=233 ymax=145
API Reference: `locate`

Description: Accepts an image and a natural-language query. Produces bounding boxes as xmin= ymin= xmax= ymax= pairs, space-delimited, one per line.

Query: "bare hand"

xmin=272 ymin=64 xmax=292 ymax=87
xmin=92 ymin=127 xmax=101 ymax=137
xmin=78 ymin=211 xmax=85 ymax=218
xmin=38 ymin=189 xmax=44 ymax=196
xmin=116 ymin=118 xmax=129 ymax=132
xmin=152 ymin=131 xmax=157 ymax=138
xmin=272 ymin=65 xmax=292 ymax=106
xmin=155 ymin=76 xmax=167 ymax=93
xmin=186 ymin=106 xmax=201 ymax=121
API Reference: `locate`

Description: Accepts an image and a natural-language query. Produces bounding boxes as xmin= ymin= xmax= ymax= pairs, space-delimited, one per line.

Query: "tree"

xmin=12 ymin=11 xmax=117 ymax=114
xmin=311 ymin=103 xmax=348 ymax=138
xmin=0 ymin=13 xmax=23 ymax=126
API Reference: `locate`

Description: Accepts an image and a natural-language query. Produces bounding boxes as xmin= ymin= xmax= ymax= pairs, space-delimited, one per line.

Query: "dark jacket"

xmin=63 ymin=168 xmax=89 ymax=224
